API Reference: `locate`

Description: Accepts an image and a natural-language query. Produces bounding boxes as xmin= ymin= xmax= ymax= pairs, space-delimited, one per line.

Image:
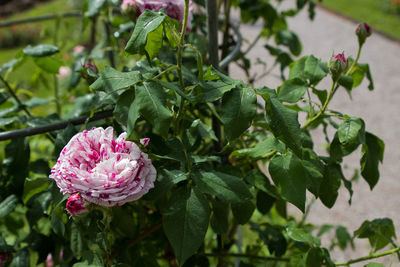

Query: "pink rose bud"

xmin=50 ymin=127 xmax=156 ymax=207
xmin=0 ymin=252 xmax=12 ymax=267
xmin=328 ymin=52 xmax=347 ymax=81
xmin=83 ymin=62 xmax=98 ymax=74
xmin=56 ymin=66 xmax=71 ymax=79
xmin=356 ymin=23 xmax=372 ymax=46
xmin=66 ymin=194 xmax=89 ymax=217
xmin=73 ymin=45 xmax=85 ymax=54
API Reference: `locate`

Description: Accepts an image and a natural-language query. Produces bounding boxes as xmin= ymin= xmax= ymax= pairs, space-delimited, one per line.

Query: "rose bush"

xmin=0 ymin=0 xmax=395 ymax=266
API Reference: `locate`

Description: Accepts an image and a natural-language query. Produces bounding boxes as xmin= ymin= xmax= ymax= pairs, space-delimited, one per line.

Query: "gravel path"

xmin=230 ymin=4 xmax=400 ymax=265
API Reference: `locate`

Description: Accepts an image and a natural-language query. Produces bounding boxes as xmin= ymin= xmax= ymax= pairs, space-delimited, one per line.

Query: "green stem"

xmin=152 ymin=65 xmax=178 ymax=80
xmin=302 ymin=81 xmax=336 ymax=130
xmin=346 ymin=44 xmax=362 ymax=77
xmin=334 ymin=247 xmax=400 ymax=266
xmin=0 ymin=74 xmax=32 ymax=117
xmin=54 ymin=75 xmax=61 ymax=116
xmin=175 ymin=0 xmax=190 ymax=136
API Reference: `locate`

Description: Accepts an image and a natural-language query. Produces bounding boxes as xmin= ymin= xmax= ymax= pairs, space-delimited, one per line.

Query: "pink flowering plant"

xmin=0 ymin=0 xmax=395 ymax=266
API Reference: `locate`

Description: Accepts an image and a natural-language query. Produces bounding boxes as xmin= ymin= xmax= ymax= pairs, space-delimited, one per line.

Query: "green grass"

xmin=322 ymin=0 xmax=400 ymax=40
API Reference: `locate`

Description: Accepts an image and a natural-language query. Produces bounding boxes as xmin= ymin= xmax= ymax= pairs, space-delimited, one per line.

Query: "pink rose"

xmin=122 ymin=0 xmax=194 ymax=31
xmin=73 ymin=45 xmax=85 ymax=54
xmin=66 ymin=194 xmax=89 ymax=216
xmin=56 ymin=66 xmax=71 ymax=79
xmin=45 ymin=253 xmax=54 ymax=267
xmin=50 ymin=127 xmax=156 ymax=207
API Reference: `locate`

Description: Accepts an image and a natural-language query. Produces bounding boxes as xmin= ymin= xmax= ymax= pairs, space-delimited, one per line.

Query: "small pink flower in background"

xmin=66 ymin=194 xmax=89 ymax=216
xmin=0 ymin=252 xmax=12 ymax=267
xmin=356 ymin=22 xmax=372 ymax=45
xmin=50 ymin=127 xmax=156 ymax=207
xmin=56 ymin=66 xmax=71 ymax=79
xmin=45 ymin=253 xmax=54 ymax=267
xmin=73 ymin=45 xmax=85 ymax=54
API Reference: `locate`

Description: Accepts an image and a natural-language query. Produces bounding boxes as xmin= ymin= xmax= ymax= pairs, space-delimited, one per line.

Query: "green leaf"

xmin=278 ymin=78 xmax=308 ymax=103
xmin=286 ymin=223 xmax=321 ymax=246
xmin=210 ymin=200 xmax=229 ymax=234
xmin=276 ymin=30 xmax=302 ymax=56
xmin=71 ymin=224 xmax=83 ymax=258
xmin=5 ymin=137 xmax=30 ymax=195
xmin=256 ymin=190 xmax=275 ymax=214
xmin=264 ymin=93 xmax=303 ymax=157
xmin=144 ymin=23 xmax=164 ymax=59
xmin=319 ymin=164 xmax=343 ymax=208
xmin=192 ymin=170 xmax=252 ymax=203
xmin=125 ymin=10 xmax=166 ymax=57
xmin=250 ymin=223 xmax=287 ymax=257
xmin=9 ymin=250 xmax=30 ymax=267
xmin=33 ymin=56 xmax=63 ymax=73
xmin=145 ymin=169 xmax=187 ymax=200
xmin=23 ymin=44 xmax=59 ymax=57
xmin=269 ymin=152 xmax=306 ymax=212
xmin=338 ymin=118 xmax=365 ymax=145
xmin=114 ymin=89 xmax=135 ymax=126
xmin=163 ymin=186 xmax=210 ymax=265
xmin=188 ymin=70 xmax=241 ymax=103
xmin=336 ymin=226 xmax=353 ymax=250
xmin=0 ymin=195 xmax=18 ymax=219
xmin=221 ymin=86 xmax=257 ymax=141
xmin=54 ymin=123 xmax=77 ymax=156
xmin=184 ymin=119 xmax=217 ymax=148
xmin=289 ymin=55 xmax=328 ymax=85
xmin=90 ymin=66 xmax=142 ymax=93
xmin=351 ymin=63 xmax=374 ymax=90
xmin=232 ymin=200 xmax=256 ymax=225
xmin=127 ymin=97 xmax=140 ymax=138
xmin=306 ymin=248 xmax=334 ymax=267
xmin=354 ymin=218 xmax=395 ymax=251
xmin=87 ymin=0 xmax=106 ymax=17
xmin=360 ymin=132 xmax=385 ymax=190
xmin=22 ymin=178 xmax=50 ymax=204
xmin=230 ymin=134 xmax=284 ymax=159
xmin=338 ymin=75 xmax=354 ymax=94
xmin=135 ymin=81 xmax=173 ymax=136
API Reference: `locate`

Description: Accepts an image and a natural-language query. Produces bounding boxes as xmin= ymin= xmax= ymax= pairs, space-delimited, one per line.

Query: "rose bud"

xmin=50 ymin=127 xmax=156 ymax=207
xmin=66 ymin=194 xmax=89 ymax=217
xmin=356 ymin=23 xmax=372 ymax=46
xmin=81 ymin=62 xmax=98 ymax=84
xmin=328 ymin=52 xmax=347 ymax=81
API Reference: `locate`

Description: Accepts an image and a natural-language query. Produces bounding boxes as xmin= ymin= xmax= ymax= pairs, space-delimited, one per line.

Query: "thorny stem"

xmin=334 ymin=247 xmax=400 ymax=266
xmin=302 ymin=81 xmax=336 ymax=129
xmin=175 ymin=0 xmax=190 ymax=136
